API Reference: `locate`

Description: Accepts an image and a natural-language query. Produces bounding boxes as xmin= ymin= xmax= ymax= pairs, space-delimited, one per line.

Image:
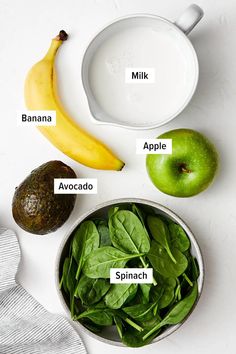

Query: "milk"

xmin=88 ymin=24 xmax=195 ymax=126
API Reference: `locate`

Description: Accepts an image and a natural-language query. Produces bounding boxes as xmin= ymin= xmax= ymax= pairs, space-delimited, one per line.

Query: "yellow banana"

xmin=24 ymin=30 xmax=125 ymax=170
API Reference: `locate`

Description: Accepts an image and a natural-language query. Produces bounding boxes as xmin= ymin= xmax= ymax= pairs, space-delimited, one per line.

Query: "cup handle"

xmin=174 ymin=4 xmax=204 ymax=35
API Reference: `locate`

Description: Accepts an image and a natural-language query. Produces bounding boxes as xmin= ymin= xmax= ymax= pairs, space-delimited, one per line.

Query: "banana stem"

xmin=44 ymin=30 xmax=68 ymax=61
xmin=55 ymin=30 xmax=68 ymax=41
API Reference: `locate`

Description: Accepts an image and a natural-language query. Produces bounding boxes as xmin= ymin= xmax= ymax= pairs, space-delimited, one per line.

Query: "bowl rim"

xmin=55 ymin=198 xmax=204 ymax=347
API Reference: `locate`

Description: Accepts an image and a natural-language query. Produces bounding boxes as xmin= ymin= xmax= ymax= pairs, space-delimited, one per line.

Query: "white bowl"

xmin=55 ymin=198 xmax=204 ymax=346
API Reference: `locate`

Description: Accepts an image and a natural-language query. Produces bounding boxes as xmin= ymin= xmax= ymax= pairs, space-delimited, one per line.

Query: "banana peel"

xmin=24 ymin=30 xmax=125 ymax=171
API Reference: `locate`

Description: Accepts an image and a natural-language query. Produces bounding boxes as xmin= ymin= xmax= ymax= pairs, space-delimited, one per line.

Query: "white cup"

xmin=82 ymin=4 xmax=204 ymax=130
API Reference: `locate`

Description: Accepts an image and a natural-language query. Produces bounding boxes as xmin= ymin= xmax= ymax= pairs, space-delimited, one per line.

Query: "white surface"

xmin=0 ymin=0 xmax=235 ymax=353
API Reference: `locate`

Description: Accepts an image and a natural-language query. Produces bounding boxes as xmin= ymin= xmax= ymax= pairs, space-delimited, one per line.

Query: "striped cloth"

xmin=0 ymin=228 xmax=87 ymax=354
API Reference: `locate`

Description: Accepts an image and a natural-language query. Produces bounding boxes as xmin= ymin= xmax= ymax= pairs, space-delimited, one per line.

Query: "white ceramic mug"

xmin=82 ymin=4 xmax=204 ymax=130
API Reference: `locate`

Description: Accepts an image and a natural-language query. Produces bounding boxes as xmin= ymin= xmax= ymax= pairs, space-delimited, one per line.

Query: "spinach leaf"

xmin=81 ymin=320 xmax=103 ymax=333
xmin=114 ymin=309 xmax=143 ymax=332
xmin=150 ymin=277 xmax=176 ymax=309
xmin=65 ymin=258 xmax=77 ymax=318
xmin=141 ymin=315 xmax=161 ymax=330
xmin=109 ymin=210 xmax=150 ymax=254
xmin=60 ymin=243 xmax=74 ymax=290
xmin=185 ymin=256 xmax=200 ymax=281
xmin=179 ymin=255 xmax=199 ymax=297
xmin=114 ymin=315 xmax=123 ymax=339
xmin=122 ymin=327 xmax=161 ymax=347
xmin=97 ymin=220 xmax=111 ymax=247
xmin=182 ymin=250 xmax=199 ymax=279
xmin=75 ymin=274 xmax=110 ymax=305
xmin=132 ymin=204 xmax=146 ymax=224
xmin=75 ymin=308 xmax=113 ymax=326
xmin=139 ymin=284 xmax=152 ymax=304
xmin=110 ymin=309 xmax=143 ymax=332
xmin=143 ymin=282 xmax=198 ymax=340
xmin=191 ymin=257 xmax=200 ymax=280
xmin=108 ymin=206 xmax=119 ymax=218
xmin=130 ymin=287 xmax=146 ymax=305
xmin=60 ymin=257 xmax=70 ymax=293
xmin=72 ymin=220 xmax=99 ymax=280
xmin=109 ymin=210 xmax=150 ymax=268
xmin=92 ymin=299 xmax=107 ymax=309
xmin=124 ymin=283 xmax=139 ymax=305
xmin=147 ymin=215 xmax=176 ymax=263
xmin=66 ymin=259 xmax=77 ymax=294
xmin=183 ymin=273 xmax=193 ymax=287
xmin=123 ymin=303 xmax=156 ymax=322
xmin=169 ymin=222 xmax=190 ymax=252
xmin=83 ymin=246 xmax=144 ymax=278
xmin=174 ymin=280 xmax=182 ymax=301
xmin=105 ymin=283 xmax=138 ymax=309
xmin=148 ymin=240 xmax=188 ymax=278
xmin=131 ymin=204 xmax=149 ymax=239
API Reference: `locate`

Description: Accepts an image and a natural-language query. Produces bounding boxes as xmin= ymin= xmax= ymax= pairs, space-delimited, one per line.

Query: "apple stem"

xmin=179 ymin=164 xmax=191 ymax=174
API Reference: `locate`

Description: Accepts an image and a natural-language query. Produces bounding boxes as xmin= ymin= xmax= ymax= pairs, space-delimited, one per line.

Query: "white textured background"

xmin=0 ymin=0 xmax=235 ymax=353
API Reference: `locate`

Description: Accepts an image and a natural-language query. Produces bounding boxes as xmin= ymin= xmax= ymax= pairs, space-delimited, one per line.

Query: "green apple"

xmin=146 ymin=129 xmax=218 ymax=197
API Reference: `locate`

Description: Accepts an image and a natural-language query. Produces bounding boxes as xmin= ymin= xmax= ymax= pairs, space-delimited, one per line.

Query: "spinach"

xmin=147 ymin=215 xmax=177 ymax=263
xmin=188 ymin=256 xmax=200 ymax=281
xmin=183 ymin=273 xmax=193 ymax=287
xmin=93 ymin=299 xmax=107 ymax=309
xmin=130 ymin=287 xmax=146 ymax=305
xmin=72 ymin=220 xmax=99 ymax=280
xmin=109 ymin=210 xmax=150 ymax=268
xmin=124 ymin=284 xmax=139 ymax=305
xmin=192 ymin=258 xmax=200 ymax=279
xmin=83 ymin=246 xmax=144 ymax=278
xmin=150 ymin=277 xmax=176 ymax=309
xmin=66 ymin=259 xmax=77 ymax=294
xmin=148 ymin=240 xmax=188 ymax=278
xmin=114 ymin=315 xmax=123 ymax=339
xmin=140 ymin=315 xmax=161 ymax=330
xmin=143 ymin=282 xmax=198 ymax=340
xmin=169 ymin=222 xmax=190 ymax=252
xmin=105 ymin=283 xmax=138 ymax=309
xmin=139 ymin=283 xmax=152 ymax=304
xmin=122 ymin=327 xmax=161 ymax=347
xmin=82 ymin=320 xmax=103 ymax=334
xmin=123 ymin=302 xmax=156 ymax=322
xmin=60 ymin=243 xmax=74 ymax=290
xmin=60 ymin=257 xmax=70 ymax=293
xmin=181 ymin=253 xmax=199 ymax=291
xmin=132 ymin=204 xmax=149 ymax=239
xmin=175 ymin=282 xmax=182 ymax=301
xmin=97 ymin=220 xmax=111 ymax=247
xmin=75 ymin=274 xmax=110 ymax=305
xmin=114 ymin=309 xmax=143 ymax=332
xmin=63 ymin=257 xmax=77 ymax=317
xmin=108 ymin=206 xmax=119 ymax=218
xmin=60 ymin=203 xmax=200 ymax=348
xmin=75 ymin=308 xmax=113 ymax=326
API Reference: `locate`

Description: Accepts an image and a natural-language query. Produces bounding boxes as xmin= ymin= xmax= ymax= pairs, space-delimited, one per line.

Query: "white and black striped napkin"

xmin=0 ymin=227 xmax=87 ymax=354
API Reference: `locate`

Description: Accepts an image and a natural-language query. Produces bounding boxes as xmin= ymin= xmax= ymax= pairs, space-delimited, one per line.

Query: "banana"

xmin=24 ymin=30 xmax=125 ymax=170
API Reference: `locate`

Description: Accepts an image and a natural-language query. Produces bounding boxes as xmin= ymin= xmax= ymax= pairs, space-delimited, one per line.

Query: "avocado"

xmin=12 ymin=161 xmax=77 ymax=235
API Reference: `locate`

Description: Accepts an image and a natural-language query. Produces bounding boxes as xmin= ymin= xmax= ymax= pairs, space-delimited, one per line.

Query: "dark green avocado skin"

xmin=12 ymin=161 xmax=77 ymax=235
